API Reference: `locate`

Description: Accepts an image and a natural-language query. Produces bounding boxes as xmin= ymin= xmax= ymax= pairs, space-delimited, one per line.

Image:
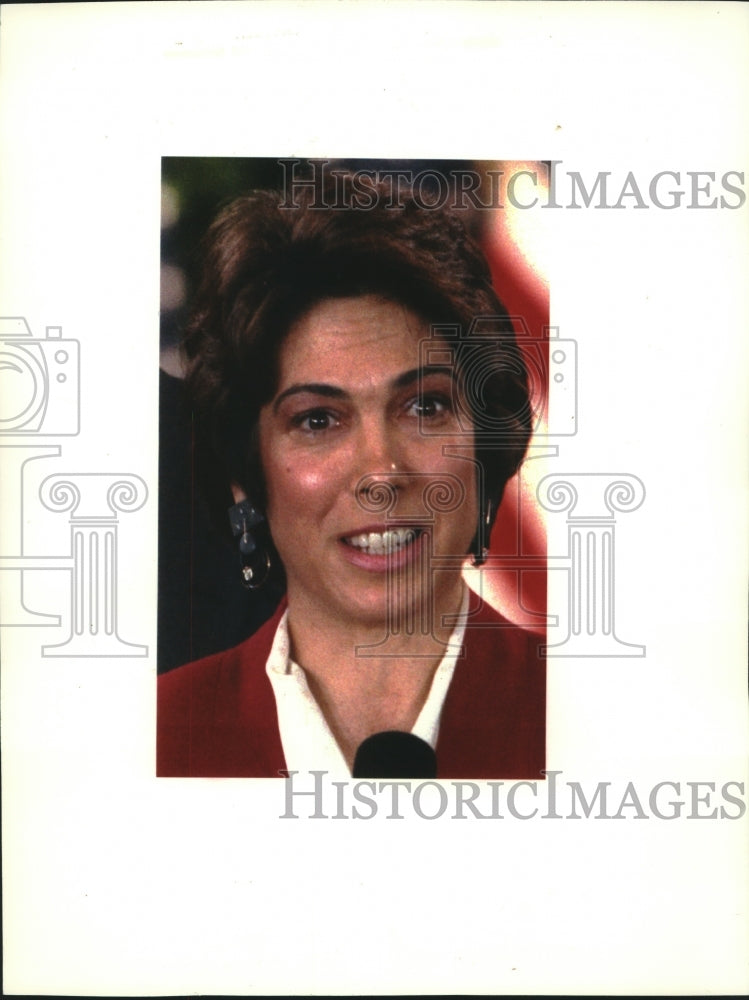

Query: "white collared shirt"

xmin=265 ymin=591 xmax=469 ymax=777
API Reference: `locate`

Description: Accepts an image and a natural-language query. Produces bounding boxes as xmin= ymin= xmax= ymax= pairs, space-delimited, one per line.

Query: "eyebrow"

xmin=272 ymin=365 xmax=457 ymax=412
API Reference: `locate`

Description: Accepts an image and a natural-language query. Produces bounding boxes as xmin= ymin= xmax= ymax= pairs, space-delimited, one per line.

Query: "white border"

xmin=1 ymin=2 xmax=747 ymax=995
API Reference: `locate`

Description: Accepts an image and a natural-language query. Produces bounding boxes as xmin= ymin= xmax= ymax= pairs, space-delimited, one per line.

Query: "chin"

xmin=336 ymin=584 xmax=433 ymax=629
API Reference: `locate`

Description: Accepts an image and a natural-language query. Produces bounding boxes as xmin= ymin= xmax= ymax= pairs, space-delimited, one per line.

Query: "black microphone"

xmin=353 ymin=731 xmax=437 ymax=778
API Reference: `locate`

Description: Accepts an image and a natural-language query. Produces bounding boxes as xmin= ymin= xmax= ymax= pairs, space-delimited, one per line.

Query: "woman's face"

xmin=257 ymin=295 xmax=478 ymax=628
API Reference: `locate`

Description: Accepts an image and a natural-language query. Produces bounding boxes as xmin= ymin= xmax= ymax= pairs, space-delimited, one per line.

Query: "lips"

xmin=339 ymin=524 xmax=427 ymax=570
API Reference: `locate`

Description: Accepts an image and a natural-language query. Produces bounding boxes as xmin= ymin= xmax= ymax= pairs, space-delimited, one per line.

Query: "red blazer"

xmin=157 ymin=599 xmax=545 ymax=779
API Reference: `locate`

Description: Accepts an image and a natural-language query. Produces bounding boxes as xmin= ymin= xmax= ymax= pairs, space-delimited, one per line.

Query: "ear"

xmin=230 ymin=483 xmax=248 ymax=504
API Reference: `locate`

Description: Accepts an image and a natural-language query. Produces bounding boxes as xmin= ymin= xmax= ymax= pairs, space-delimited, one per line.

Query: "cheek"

xmin=262 ymin=454 xmax=342 ymax=526
xmin=259 ymin=417 xmax=339 ymax=514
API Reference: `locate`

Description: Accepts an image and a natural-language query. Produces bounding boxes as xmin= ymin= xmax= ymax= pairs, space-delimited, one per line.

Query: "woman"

xmin=157 ymin=173 xmax=545 ymax=779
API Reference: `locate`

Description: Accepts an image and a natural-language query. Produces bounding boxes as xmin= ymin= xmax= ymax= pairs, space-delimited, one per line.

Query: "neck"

xmin=285 ymin=580 xmax=466 ymax=769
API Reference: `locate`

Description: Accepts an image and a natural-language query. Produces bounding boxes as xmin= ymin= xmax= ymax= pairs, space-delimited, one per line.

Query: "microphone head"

xmin=353 ymin=731 xmax=437 ymax=779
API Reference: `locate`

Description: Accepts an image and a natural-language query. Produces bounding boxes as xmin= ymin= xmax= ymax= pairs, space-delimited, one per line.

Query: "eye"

xmin=291 ymin=408 xmax=340 ymax=433
xmin=406 ymin=394 xmax=452 ymax=419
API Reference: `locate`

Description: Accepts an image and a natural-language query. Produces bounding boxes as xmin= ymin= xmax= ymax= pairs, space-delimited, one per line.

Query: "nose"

xmin=351 ymin=416 xmax=412 ymax=504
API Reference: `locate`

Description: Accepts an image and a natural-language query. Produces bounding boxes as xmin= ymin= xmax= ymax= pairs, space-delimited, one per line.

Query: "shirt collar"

xmin=265 ymin=589 xmax=469 ymax=777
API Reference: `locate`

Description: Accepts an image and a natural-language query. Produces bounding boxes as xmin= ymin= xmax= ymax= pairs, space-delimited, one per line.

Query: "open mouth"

xmin=343 ymin=527 xmax=423 ymax=557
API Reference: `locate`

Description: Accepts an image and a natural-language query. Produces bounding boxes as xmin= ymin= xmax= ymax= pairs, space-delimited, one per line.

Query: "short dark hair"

xmin=182 ymin=174 xmax=533 ymax=564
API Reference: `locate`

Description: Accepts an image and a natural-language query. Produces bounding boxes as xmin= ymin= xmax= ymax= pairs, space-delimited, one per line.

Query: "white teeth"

xmin=346 ymin=528 xmax=418 ymax=555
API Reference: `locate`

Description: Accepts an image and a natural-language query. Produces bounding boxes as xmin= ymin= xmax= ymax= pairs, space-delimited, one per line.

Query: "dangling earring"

xmin=471 ymin=496 xmax=493 ymax=567
xmin=228 ymin=499 xmax=271 ymax=589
